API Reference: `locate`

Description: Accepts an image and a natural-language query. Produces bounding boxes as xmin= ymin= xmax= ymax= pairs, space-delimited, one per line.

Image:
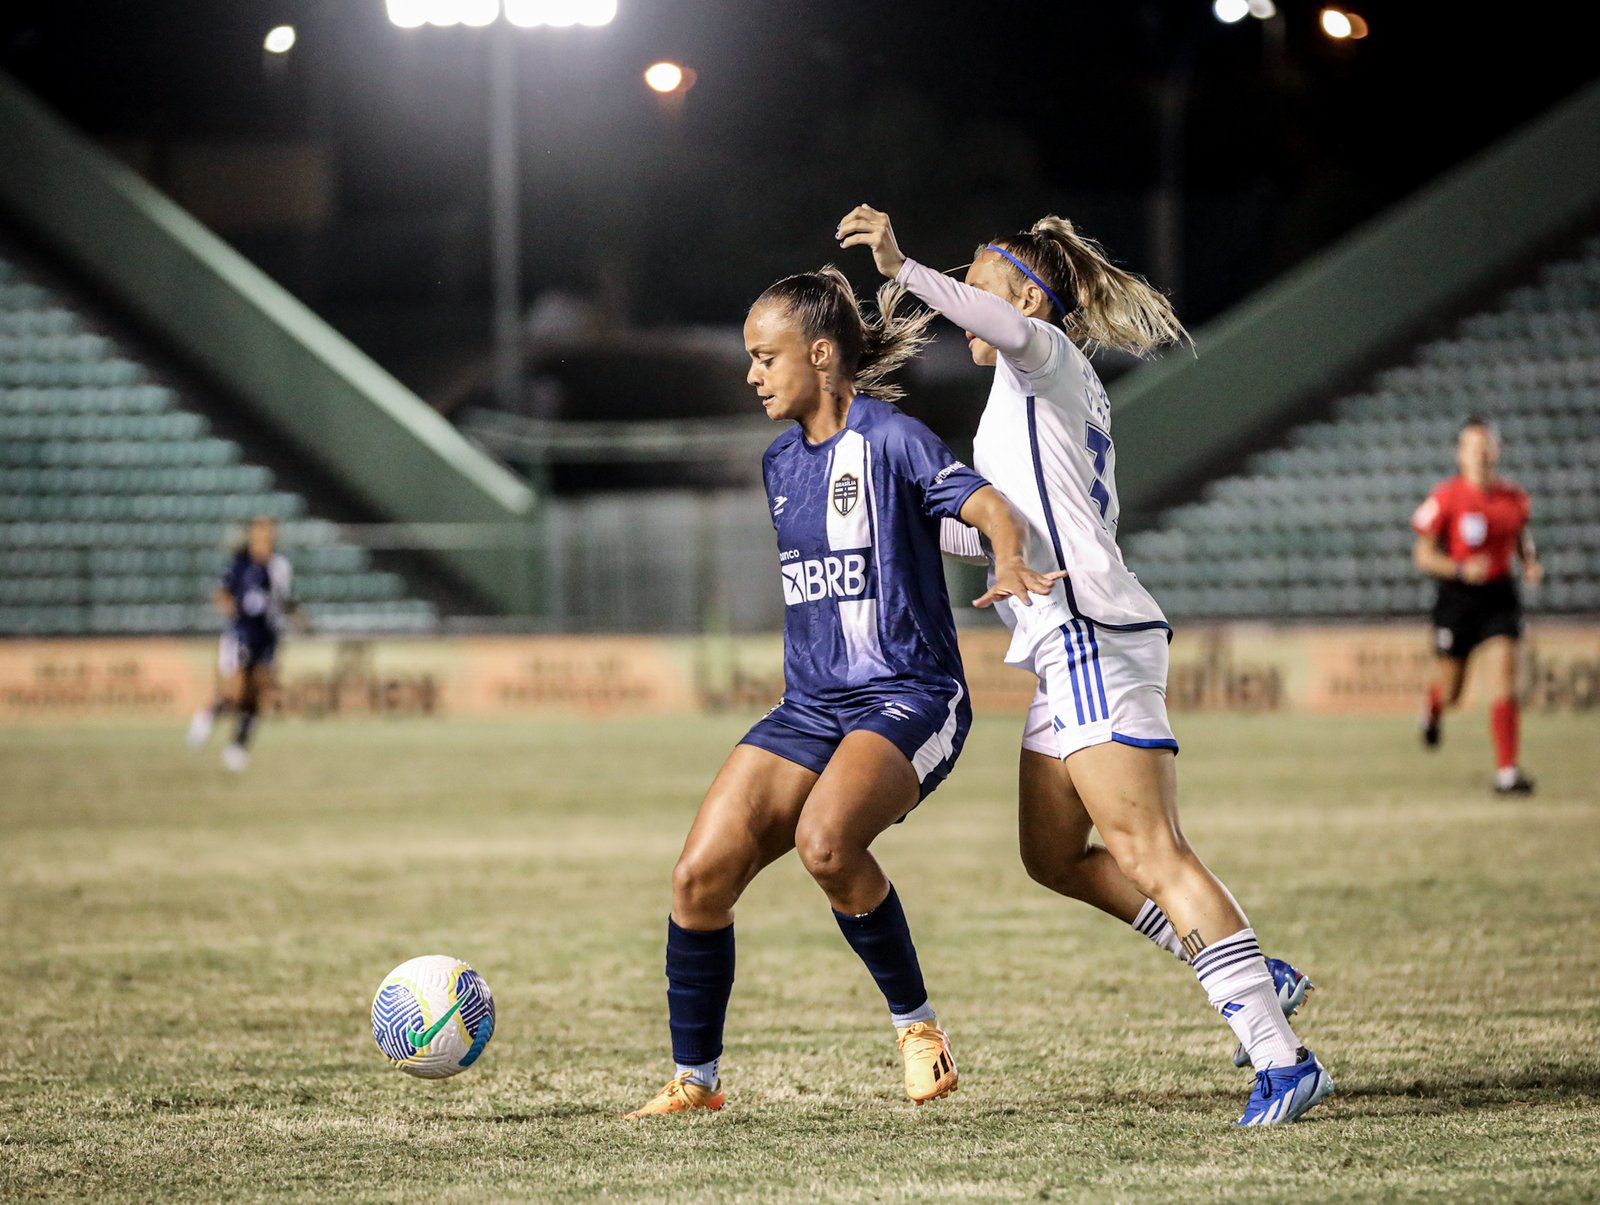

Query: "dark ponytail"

xmin=755 ymin=266 xmax=934 ymax=401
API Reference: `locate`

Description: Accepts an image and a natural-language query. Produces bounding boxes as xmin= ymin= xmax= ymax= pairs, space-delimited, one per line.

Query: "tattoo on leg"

xmin=1181 ymin=929 xmax=1207 ymax=959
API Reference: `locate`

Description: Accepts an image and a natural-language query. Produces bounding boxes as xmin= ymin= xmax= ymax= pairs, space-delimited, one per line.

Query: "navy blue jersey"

xmin=220 ymin=550 xmax=292 ymax=642
xmin=763 ymin=395 xmax=989 ymax=702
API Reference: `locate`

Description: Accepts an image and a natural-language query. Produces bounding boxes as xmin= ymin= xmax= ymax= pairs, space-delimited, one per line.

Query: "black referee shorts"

xmin=1431 ymin=578 xmax=1522 ymax=660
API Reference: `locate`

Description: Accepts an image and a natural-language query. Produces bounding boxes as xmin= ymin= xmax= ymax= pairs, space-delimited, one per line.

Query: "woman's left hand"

xmin=837 ymin=205 xmax=907 ymax=279
xmin=973 ymin=560 xmax=1067 ymax=609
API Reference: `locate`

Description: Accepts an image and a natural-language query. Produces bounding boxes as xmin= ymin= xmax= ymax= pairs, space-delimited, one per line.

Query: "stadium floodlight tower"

xmin=385 ymin=0 xmax=619 ymax=412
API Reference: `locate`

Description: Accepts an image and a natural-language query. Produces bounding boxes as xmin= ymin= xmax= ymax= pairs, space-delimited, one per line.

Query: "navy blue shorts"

xmin=739 ymin=682 xmax=971 ymax=802
xmin=219 ymin=629 xmax=277 ymax=674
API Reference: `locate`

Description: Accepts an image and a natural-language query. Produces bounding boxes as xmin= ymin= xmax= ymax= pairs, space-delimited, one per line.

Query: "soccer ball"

xmin=371 ymin=954 xmax=496 ymax=1079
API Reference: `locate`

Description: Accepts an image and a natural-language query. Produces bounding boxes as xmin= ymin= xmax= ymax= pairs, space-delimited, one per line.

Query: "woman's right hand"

xmin=837 ymin=205 xmax=907 ymax=280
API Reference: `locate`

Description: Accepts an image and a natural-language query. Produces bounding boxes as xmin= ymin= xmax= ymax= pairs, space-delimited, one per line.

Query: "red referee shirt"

xmin=1411 ymin=475 xmax=1530 ymax=582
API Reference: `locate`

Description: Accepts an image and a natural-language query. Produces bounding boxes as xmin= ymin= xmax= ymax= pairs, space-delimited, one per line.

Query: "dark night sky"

xmin=3 ymin=2 xmax=1597 ymax=388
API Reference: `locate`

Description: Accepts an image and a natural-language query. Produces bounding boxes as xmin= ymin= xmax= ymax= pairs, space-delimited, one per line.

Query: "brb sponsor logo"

xmin=780 ymin=548 xmax=871 ymax=606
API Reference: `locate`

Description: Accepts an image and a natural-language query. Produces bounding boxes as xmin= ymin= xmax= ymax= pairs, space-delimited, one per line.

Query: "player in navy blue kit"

xmin=187 ymin=516 xmax=294 ymax=772
xmin=625 ymin=267 xmax=1057 ymax=1117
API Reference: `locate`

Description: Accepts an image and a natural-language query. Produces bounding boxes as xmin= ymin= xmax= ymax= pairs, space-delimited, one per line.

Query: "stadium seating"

xmin=1123 ymin=234 xmax=1600 ymax=619
xmin=0 ymin=249 xmax=439 ymax=636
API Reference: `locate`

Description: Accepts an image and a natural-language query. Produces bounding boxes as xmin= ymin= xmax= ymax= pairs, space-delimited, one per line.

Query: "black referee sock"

xmin=233 ymin=707 xmax=258 ymax=748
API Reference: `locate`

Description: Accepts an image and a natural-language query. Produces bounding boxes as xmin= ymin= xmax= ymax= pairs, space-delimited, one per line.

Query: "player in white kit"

xmin=838 ymin=206 xmax=1333 ymax=1125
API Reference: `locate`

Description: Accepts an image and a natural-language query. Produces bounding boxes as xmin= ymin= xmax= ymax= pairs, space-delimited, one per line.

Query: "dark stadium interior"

xmin=4 ymin=2 xmax=1596 ymax=418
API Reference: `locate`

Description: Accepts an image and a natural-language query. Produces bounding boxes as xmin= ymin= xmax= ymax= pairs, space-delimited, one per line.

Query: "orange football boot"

xmin=897 ymin=1021 xmax=958 ymax=1104
xmin=622 ymin=1071 xmax=725 ymax=1119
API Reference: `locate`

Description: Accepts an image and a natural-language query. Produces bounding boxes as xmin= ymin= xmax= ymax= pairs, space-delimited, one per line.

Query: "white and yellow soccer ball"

xmin=370 ymin=955 xmax=496 ymax=1079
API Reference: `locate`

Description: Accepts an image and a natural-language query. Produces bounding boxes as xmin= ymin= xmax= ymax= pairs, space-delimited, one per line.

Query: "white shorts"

xmin=1020 ymin=619 xmax=1178 ymax=760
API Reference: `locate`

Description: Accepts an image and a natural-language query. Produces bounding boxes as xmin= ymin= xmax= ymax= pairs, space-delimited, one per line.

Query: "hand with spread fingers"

xmin=973 ymin=563 xmax=1068 ymax=610
xmin=836 ymin=205 xmax=907 ymax=280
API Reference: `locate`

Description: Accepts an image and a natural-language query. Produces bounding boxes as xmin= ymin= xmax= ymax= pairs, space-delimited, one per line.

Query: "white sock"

xmin=1133 ymin=899 xmax=1188 ymax=962
xmin=890 ymin=1001 xmax=937 ymax=1029
xmin=675 ymin=1057 xmax=719 ymax=1088
xmin=1495 ymin=766 xmax=1521 ymax=789
xmin=1191 ymin=928 xmax=1300 ymax=1070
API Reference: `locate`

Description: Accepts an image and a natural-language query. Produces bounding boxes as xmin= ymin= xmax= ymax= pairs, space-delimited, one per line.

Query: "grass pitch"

xmin=2 ymin=709 xmax=1598 ymax=1202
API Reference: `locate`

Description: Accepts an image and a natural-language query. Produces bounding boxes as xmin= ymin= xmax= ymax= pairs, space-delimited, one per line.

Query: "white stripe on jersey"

xmin=826 ymin=429 xmax=890 ymax=682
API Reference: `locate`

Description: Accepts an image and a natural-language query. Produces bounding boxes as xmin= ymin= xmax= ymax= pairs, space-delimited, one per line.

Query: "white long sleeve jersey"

xmin=897 ymin=258 xmax=1170 ymax=663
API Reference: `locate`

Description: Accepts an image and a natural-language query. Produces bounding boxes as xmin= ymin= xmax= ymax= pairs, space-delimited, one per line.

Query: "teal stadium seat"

xmin=0 ymin=251 xmax=439 ymax=636
xmin=1126 ymin=235 xmax=1600 ymax=619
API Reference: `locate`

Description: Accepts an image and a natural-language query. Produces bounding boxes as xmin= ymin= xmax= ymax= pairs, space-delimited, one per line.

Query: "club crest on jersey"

xmin=832 ymin=472 xmax=859 ymax=516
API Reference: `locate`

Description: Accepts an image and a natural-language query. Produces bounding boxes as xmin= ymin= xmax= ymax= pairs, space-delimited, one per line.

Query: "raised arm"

xmin=837 ymin=205 xmax=1054 ymax=373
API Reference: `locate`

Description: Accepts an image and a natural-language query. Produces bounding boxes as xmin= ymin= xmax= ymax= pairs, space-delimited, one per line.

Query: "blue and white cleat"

xmin=1235 ymin=1048 xmax=1334 ymax=1126
xmin=1232 ymin=958 xmax=1312 ymax=1068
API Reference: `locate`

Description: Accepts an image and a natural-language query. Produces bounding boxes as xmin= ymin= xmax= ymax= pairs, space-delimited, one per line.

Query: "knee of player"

xmin=795 ymin=827 xmax=851 ymax=886
xmin=1019 ymin=840 xmax=1091 ymax=897
xmin=671 ymin=852 xmax=739 ymax=915
xmin=1100 ymin=828 xmax=1187 ymax=894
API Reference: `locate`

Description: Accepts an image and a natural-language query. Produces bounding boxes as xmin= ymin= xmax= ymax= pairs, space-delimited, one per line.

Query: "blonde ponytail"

xmin=755 ymin=267 xmax=934 ymax=402
xmin=984 ymin=216 xmax=1191 ymax=359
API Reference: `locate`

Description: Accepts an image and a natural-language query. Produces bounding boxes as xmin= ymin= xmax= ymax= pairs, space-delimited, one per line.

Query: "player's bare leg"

xmin=1422 ymin=653 xmax=1467 ymax=748
xmin=1018 ymin=749 xmax=1177 ymax=938
xmin=794 ymin=730 xmax=957 ymax=1103
xmin=223 ymin=665 xmax=270 ymax=772
xmin=1479 ymin=635 xmax=1533 ymax=793
xmin=671 ymin=745 xmax=814 ymax=930
xmin=1066 ymin=740 xmax=1325 ymax=1100
xmin=192 ymin=668 xmax=244 ymax=753
xmin=627 ymin=746 xmax=814 ymax=1117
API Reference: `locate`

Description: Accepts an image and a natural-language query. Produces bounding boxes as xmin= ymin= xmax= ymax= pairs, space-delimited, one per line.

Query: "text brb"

xmin=781 ymin=551 xmax=870 ymax=606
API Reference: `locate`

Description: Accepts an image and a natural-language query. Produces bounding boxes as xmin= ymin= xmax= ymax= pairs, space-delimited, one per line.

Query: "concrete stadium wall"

xmin=0 ymin=73 xmax=537 ymax=612
xmin=1110 ymin=78 xmax=1600 ymax=526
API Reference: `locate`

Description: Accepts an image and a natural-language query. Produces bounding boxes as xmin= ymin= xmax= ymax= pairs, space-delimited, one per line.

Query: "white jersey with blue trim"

xmin=896 ymin=259 xmax=1169 ymax=666
xmin=763 ymin=394 xmax=989 ymax=702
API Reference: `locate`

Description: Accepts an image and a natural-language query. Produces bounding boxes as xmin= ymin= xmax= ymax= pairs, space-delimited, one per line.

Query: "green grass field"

xmin=3 ymin=710 xmax=1598 ymax=1202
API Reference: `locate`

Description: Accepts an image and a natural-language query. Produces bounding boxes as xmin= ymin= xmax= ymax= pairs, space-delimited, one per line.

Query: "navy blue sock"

xmin=832 ymin=884 xmax=929 ymax=1018
xmin=665 ymin=918 xmax=735 ymax=1066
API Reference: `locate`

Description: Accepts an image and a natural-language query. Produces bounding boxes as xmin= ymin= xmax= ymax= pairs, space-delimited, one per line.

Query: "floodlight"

xmin=644 ymin=62 xmax=684 ymax=93
xmin=1213 ymin=0 xmax=1249 ymax=24
xmin=386 ymin=0 xmax=429 ymax=29
xmin=263 ymin=25 xmax=297 ymax=54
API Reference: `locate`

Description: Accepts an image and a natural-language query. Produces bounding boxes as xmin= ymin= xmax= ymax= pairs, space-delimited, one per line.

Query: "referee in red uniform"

xmin=1411 ymin=417 xmax=1542 ymax=794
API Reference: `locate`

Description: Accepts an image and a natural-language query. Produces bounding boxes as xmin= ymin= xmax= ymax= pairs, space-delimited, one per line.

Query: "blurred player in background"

xmin=186 ymin=516 xmax=294 ymax=772
xmin=625 ymin=268 xmax=1055 ymax=1117
xmin=840 ymin=206 xmax=1331 ymax=1126
xmin=1412 ymin=417 xmax=1540 ymax=794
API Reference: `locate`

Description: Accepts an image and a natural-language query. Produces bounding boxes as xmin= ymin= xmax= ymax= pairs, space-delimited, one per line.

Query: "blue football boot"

xmin=1233 ymin=958 xmax=1312 ymax=1068
xmin=1235 ymin=1048 xmax=1334 ymax=1126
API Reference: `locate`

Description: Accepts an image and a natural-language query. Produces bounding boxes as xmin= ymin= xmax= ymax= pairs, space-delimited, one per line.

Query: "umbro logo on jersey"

xmin=832 ymin=473 xmax=859 ymax=516
xmin=771 ymin=495 xmax=788 ymax=518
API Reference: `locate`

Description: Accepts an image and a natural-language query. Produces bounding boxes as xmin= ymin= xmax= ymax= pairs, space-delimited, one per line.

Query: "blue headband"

xmin=984 ymin=245 xmax=1074 ymax=319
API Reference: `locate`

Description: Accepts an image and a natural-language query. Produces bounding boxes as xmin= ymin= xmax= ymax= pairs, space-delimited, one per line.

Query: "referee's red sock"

xmin=1490 ymin=697 xmax=1519 ymax=771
